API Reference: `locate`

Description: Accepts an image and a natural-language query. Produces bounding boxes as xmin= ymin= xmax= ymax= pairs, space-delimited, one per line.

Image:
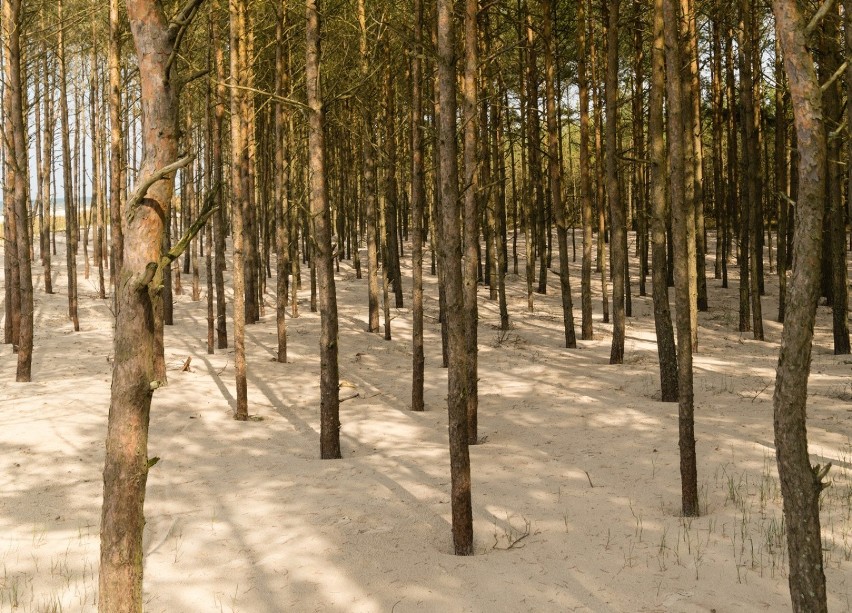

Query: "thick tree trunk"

xmin=99 ymin=0 xmax=201 ymax=609
xmin=307 ymin=0 xmax=341 ymax=459
xmin=3 ymin=0 xmax=34 ymax=381
xmin=437 ymin=0 xmax=473 ymax=556
xmin=771 ymin=1 xmax=829 ymax=610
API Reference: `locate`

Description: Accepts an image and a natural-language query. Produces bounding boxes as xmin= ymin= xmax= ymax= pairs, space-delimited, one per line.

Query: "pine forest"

xmin=1 ymin=0 xmax=852 ymax=610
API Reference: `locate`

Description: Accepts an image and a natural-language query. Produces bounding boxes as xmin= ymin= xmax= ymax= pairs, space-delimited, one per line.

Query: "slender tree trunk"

xmin=771 ymin=1 xmax=829 ymax=610
xmin=307 ymin=0 xmax=341 ymax=459
xmin=578 ymin=0 xmax=594 ymax=340
xmin=605 ymin=0 xmax=626 ymax=364
xmin=230 ymin=0 xmax=249 ymax=420
xmin=109 ymin=0 xmax=125 ymax=280
xmin=650 ymin=0 xmax=678 ymax=402
xmin=358 ymin=0 xmax=380 ymax=333
xmin=590 ymin=25 xmax=609 ymax=324
xmin=819 ymin=5 xmax=850 ymax=354
xmin=212 ymin=4 xmax=228 ymax=349
xmin=58 ymin=0 xmax=79 ymax=331
xmin=89 ymin=33 xmax=106 ymax=300
xmin=663 ymin=0 xmax=698 ymax=517
xmin=411 ymin=0 xmax=425 ymax=411
xmin=544 ymin=0 xmax=576 ymax=348
xmin=437 ymin=0 xmax=473 ymax=555
xmin=462 ymin=0 xmax=479 ymax=443
xmin=775 ymin=32 xmax=788 ymax=323
xmin=274 ymin=9 xmax=290 ymax=364
xmin=739 ymin=0 xmax=763 ymax=339
xmin=40 ymin=42 xmax=54 ymax=295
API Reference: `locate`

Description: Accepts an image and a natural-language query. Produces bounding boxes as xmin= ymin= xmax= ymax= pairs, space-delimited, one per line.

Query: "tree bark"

xmin=578 ymin=0 xmax=594 ymax=340
xmin=358 ymin=0 xmax=380 ymax=333
xmin=99 ymin=0 xmax=201 ymax=609
xmin=3 ymin=0 xmax=34 ymax=381
xmin=605 ymin=0 xmax=626 ymax=364
xmin=771 ymin=1 xmax=829 ymax=610
xmin=462 ymin=0 xmax=479 ymax=443
xmin=437 ymin=0 xmax=473 ymax=555
xmin=650 ymin=0 xmax=678 ymax=402
xmin=229 ymin=0 xmax=249 ymax=420
xmin=58 ymin=0 xmax=80 ymax=332
xmin=411 ymin=0 xmax=425 ymax=411
xmin=307 ymin=0 xmax=341 ymax=459
xmin=544 ymin=0 xmax=576 ymax=348
xmin=663 ymin=0 xmax=698 ymax=516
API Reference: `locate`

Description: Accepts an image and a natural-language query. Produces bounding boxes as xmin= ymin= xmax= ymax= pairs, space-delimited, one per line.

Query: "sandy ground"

xmin=0 ymin=231 xmax=851 ymax=612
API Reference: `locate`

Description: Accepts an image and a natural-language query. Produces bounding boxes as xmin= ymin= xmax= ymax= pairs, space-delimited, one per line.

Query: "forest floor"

xmin=1 ymin=231 xmax=851 ymax=612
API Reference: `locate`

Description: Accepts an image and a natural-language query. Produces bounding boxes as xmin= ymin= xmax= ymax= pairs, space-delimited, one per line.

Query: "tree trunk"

xmin=307 ymin=0 xmax=341 ymax=459
xmin=3 ymin=0 xmax=34 ymax=381
xmin=58 ymin=0 xmax=80 ymax=332
xmin=544 ymin=0 xmax=576 ymax=348
xmin=358 ymin=0 xmax=380 ymax=333
xmin=770 ymin=1 xmax=829 ymax=610
xmin=411 ymin=0 xmax=425 ymax=411
xmin=109 ymin=0 xmax=125 ymax=280
xmin=437 ymin=0 xmax=473 ymax=555
xmin=663 ymin=0 xmax=698 ymax=516
xmin=212 ymin=3 xmax=228 ymax=350
xmin=462 ymin=0 xmax=479 ymax=443
xmin=99 ymin=0 xmax=200 ymax=608
xmin=274 ymin=8 xmax=291 ymax=364
xmin=230 ymin=0 xmax=249 ymax=420
xmin=578 ymin=0 xmax=594 ymax=340
xmin=650 ymin=0 xmax=678 ymax=402
xmin=605 ymin=0 xmax=626 ymax=364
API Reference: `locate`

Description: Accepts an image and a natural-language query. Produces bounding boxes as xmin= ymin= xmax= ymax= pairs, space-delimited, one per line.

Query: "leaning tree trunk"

xmin=99 ymin=0 xmax=203 ymax=610
xmin=771 ymin=1 xmax=829 ymax=610
xmin=307 ymin=0 xmax=341 ymax=460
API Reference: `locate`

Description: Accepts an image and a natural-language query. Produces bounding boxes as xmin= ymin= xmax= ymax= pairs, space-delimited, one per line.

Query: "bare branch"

xmin=805 ymin=0 xmax=837 ymax=36
xmin=126 ymin=155 xmax=195 ymax=222
xmin=158 ymin=183 xmax=220 ymax=272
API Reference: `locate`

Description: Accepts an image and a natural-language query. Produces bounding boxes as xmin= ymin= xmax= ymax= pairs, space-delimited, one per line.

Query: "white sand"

xmin=1 ymin=233 xmax=850 ymax=612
